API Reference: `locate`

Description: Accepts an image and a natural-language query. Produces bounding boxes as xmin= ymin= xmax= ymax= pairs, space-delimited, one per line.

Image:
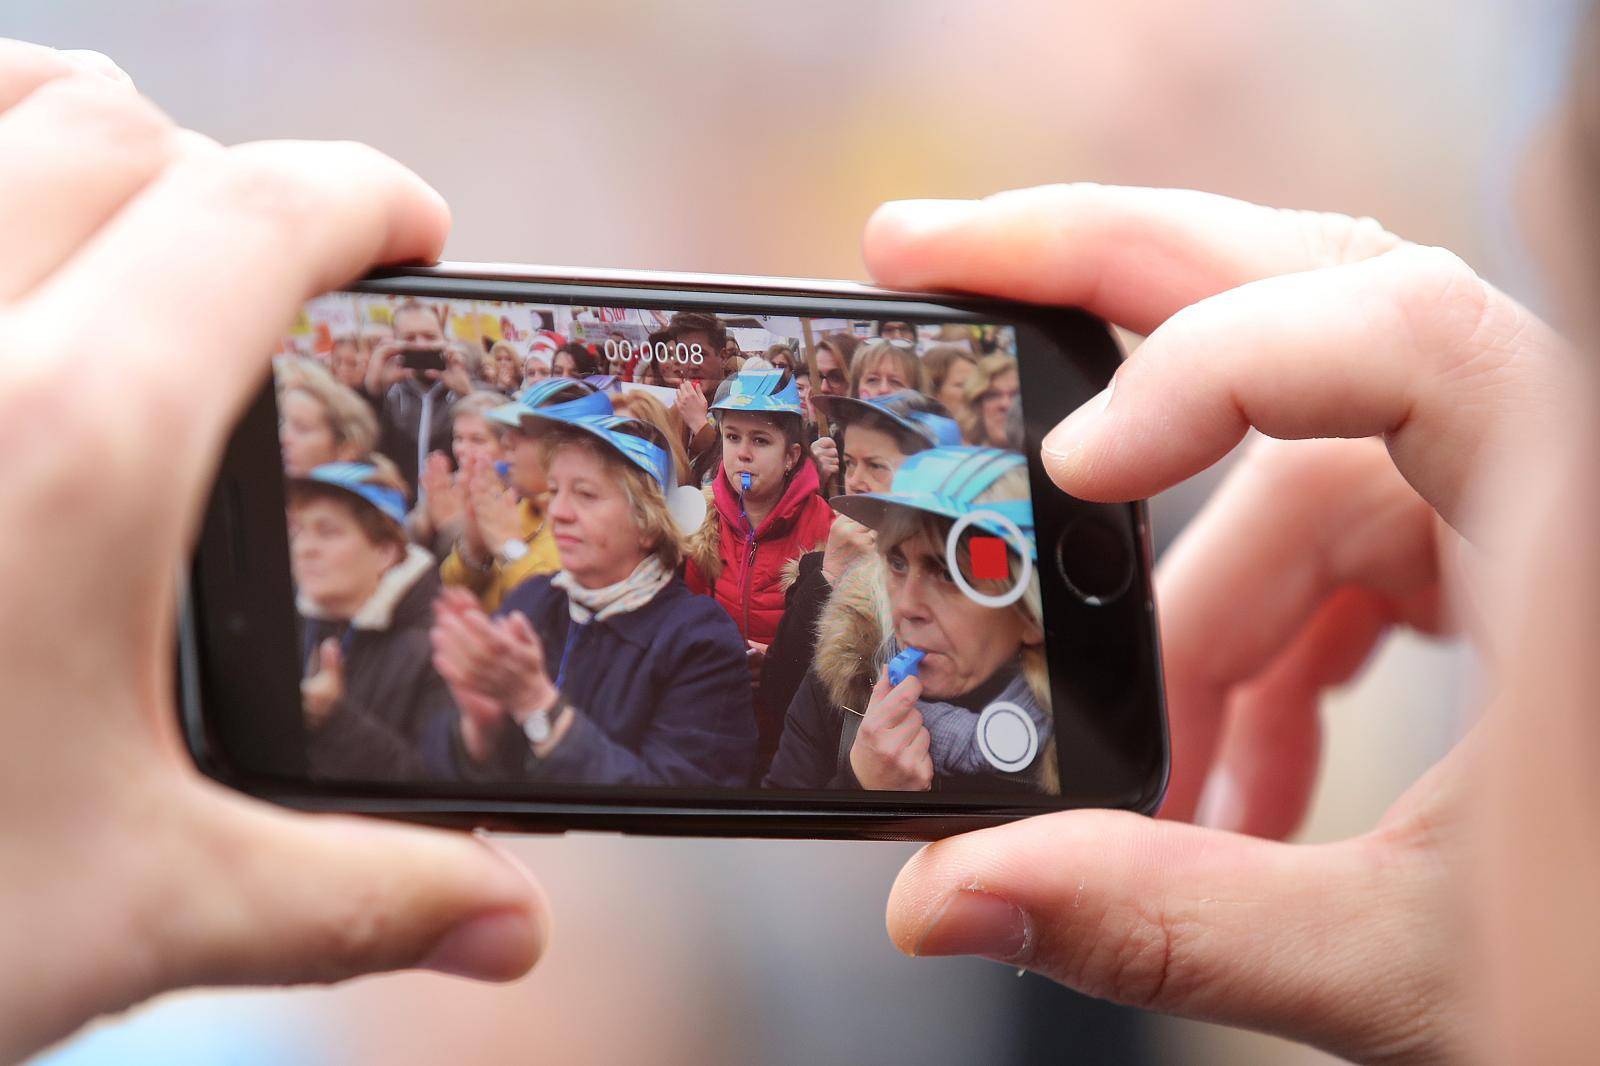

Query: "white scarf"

xmin=550 ymin=555 xmax=672 ymax=625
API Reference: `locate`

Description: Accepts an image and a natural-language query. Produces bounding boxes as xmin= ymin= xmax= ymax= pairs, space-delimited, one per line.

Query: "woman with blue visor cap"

xmin=754 ymin=388 xmax=962 ymax=776
xmin=287 ymin=462 xmax=454 ymax=783
xmin=428 ymin=404 xmax=756 ymax=787
xmin=437 ymin=378 xmax=609 ymax=611
xmin=765 ymin=446 xmax=1057 ymax=794
xmin=683 ymin=368 xmax=836 ymax=764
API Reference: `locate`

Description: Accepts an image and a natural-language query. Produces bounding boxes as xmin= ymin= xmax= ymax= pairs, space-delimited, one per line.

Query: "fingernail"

xmin=873 ymin=198 xmax=980 ymax=237
xmin=418 ymin=909 xmax=538 ymax=980
xmin=1195 ymin=767 xmax=1244 ymax=832
xmin=912 ymin=889 xmax=1031 ymax=961
xmin=1041 ymin=378 xmax=1114 ymax=468
xmin=61 ymin=49 xmax=134 ymax=86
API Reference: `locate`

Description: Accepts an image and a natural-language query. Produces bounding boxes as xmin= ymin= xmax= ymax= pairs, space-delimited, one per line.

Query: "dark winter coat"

xmin=439 ymin=572 xmax=757 ymax=787
xmin=299 ymin=546 xmax=452 ymax=782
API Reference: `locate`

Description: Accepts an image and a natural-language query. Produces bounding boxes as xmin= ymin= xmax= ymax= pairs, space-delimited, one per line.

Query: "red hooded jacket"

xmin=684 ymin=459 xmax=835 ymax=647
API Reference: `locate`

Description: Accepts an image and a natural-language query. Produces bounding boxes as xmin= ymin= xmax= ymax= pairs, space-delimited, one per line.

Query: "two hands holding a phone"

xmin=0 ymin=37 xmax=1589 ymax=1066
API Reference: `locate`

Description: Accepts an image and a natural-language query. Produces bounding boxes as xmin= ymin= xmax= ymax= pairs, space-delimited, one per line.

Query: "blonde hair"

xmin=850 ymin=339 xmax=928 ymax=397
xmin=540 ymin=428 xmax=684 ymax=571
xmin=611 ymin=390 xmax=692 ymax=487
xmin=276 ymin=357 xmax=378 ymax=458
xmin=450 ymin=389 xmax=511 ymax=440
xmin=921 ymin=343 xmax=979 ymax=397
xmin=959 ymin=354 xmax=1020 ymax=444
xmin=488 ymin=340 xmax=521 ymax=383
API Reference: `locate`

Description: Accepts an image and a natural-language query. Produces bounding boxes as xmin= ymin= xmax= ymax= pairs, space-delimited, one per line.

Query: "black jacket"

xmin=755 ymin=549 xmax=830 ymax=775
xmin=300 ymin=546 xmax=452 ymax=782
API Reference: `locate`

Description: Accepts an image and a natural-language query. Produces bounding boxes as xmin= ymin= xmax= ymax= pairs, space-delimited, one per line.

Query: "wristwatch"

xmin=520 ymin=693 xmax=563 ymax=745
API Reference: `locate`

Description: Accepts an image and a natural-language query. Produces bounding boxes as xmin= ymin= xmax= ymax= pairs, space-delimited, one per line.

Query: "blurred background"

xmin=5 ymin=1 xmax=1584 ymax=1062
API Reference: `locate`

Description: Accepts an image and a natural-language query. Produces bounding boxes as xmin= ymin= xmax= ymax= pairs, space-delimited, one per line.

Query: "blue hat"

xmin=530 ymin=409 xmax=710 ymax=534
xmin=490 ymin=378 xmax=613 ymax=431
xmin=709 ymin=369 xmax=804 ymax=419
xmin=290 ymin=462 xmax=408 ymax=530
xmin=542 ymin=413 xmax=675 ymax=492
xmin=831 ymin=446 xmax=1035 ymax=559
xmin=812 ymin=389 xmax=963 ymax=451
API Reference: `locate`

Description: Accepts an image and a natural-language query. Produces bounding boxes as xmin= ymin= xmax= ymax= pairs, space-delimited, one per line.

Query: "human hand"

xmin=420 ymin=450 xmax=462 ymax=531
xmin=861 ymin=183 xmax=1571 ymax=1062
xmin=430 ymin=589 xmax=555 ymax=721
xmin=468 ymin=459 xmax=520 ymax=551
xmin=300 ymin=637 xmax=344 ymax=731
xmin=745 ymin=640 xmax=768 ymax=685
xmin=454 ymin=454 xmax=491 ymax=564
xmin=676 ymin=379 xmax=709 ymax=435
xmin=810 ymin=436 xmax=839 ymax=482
xmin=0 ymin=40 xmax=548 ymax=1065
xmin=849 ymin=668 xmax=932 ymax=791
xmin=439 ymin=342 xmax=474 ymax=396
xmin=365 ymin=338 xmax=410 ymax=395
xmin=820 ymin=515 xmax=874 ymax=585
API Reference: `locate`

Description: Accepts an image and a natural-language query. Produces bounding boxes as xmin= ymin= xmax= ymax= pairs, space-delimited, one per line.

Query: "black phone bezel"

xmin=181 ymin=268 xmax=1168 ymax=841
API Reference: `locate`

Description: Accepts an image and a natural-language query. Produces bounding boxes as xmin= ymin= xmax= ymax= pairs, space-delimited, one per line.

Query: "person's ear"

xmin=1019 ymin=609 xmax=1044 ymax=647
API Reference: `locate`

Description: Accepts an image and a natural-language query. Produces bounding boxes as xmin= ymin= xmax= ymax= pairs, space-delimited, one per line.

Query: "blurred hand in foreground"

xmin=0 ymin=40 xmax=548 ymax=1064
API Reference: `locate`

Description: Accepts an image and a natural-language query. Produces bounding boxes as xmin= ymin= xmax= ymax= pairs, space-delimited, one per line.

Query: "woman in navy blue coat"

xmin=430 ymin=408 xmax=755 ymax=787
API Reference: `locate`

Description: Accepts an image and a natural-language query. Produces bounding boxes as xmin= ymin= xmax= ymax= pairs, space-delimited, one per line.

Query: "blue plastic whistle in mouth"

xmin=493 ymin=460 xmax=512 ymax=482
xmin=887 ymin=647 xmax=926 ymax=688
xmin=740 ymin=471 xmax=753 ymax=493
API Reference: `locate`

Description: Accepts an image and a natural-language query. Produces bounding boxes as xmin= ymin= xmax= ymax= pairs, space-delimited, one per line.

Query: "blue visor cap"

xmin=289 ymin=462 xmax=408 ymax=529
xmin=544 ymin=413 xmax=675 ymax=492
xmin=812 ymin=390 xmax=963 ymax=451
xmin=830 ymin=446 xmax=1036 ymax=560
xmin=491 ymin=382 xmax=613 ymax=432
xmin=709 ymin=369 xmax=804 ymax=419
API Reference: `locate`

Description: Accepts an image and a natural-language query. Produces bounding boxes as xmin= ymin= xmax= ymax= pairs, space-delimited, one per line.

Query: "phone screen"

xmin=262 ymin=288 xmax=1134 ymax=805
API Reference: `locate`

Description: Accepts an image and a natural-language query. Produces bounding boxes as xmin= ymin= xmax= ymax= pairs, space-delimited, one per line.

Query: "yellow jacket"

xmin=439 ymin=496 xmax=561 ymax=612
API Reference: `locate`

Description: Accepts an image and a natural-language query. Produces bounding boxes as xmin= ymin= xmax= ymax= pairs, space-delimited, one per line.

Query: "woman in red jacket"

xmin=684 ymin=368 xmax=835 ymax=694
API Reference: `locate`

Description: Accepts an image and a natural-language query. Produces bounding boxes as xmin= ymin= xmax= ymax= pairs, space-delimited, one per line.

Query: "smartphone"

xmin=398 ymin=344 xmax=447 ymax=374
xmin=183 ymin=264 xmax=1167 ymax=840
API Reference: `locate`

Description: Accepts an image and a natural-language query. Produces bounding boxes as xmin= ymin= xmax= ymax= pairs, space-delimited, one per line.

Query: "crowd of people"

xmin=278 ymin=296 xmax=1054 ymax=793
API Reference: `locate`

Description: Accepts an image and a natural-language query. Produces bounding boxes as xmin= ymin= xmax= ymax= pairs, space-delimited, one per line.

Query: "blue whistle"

xmin=493 ymin=460 xmax=512 ymax=483
xmin=887 ymin=647 xmax=926 ymax=687
xmin=739 ymin=471 xmax=753 ymax=494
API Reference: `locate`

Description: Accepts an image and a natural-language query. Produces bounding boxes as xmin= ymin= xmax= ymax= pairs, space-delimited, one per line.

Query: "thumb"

xmin=319 ymin=637 xmax=342 ymax=678
xmin=887 ymin=811 xmax=1445 ymax=1062
xmin=168 ymin=783 xmax=549 ymax=991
